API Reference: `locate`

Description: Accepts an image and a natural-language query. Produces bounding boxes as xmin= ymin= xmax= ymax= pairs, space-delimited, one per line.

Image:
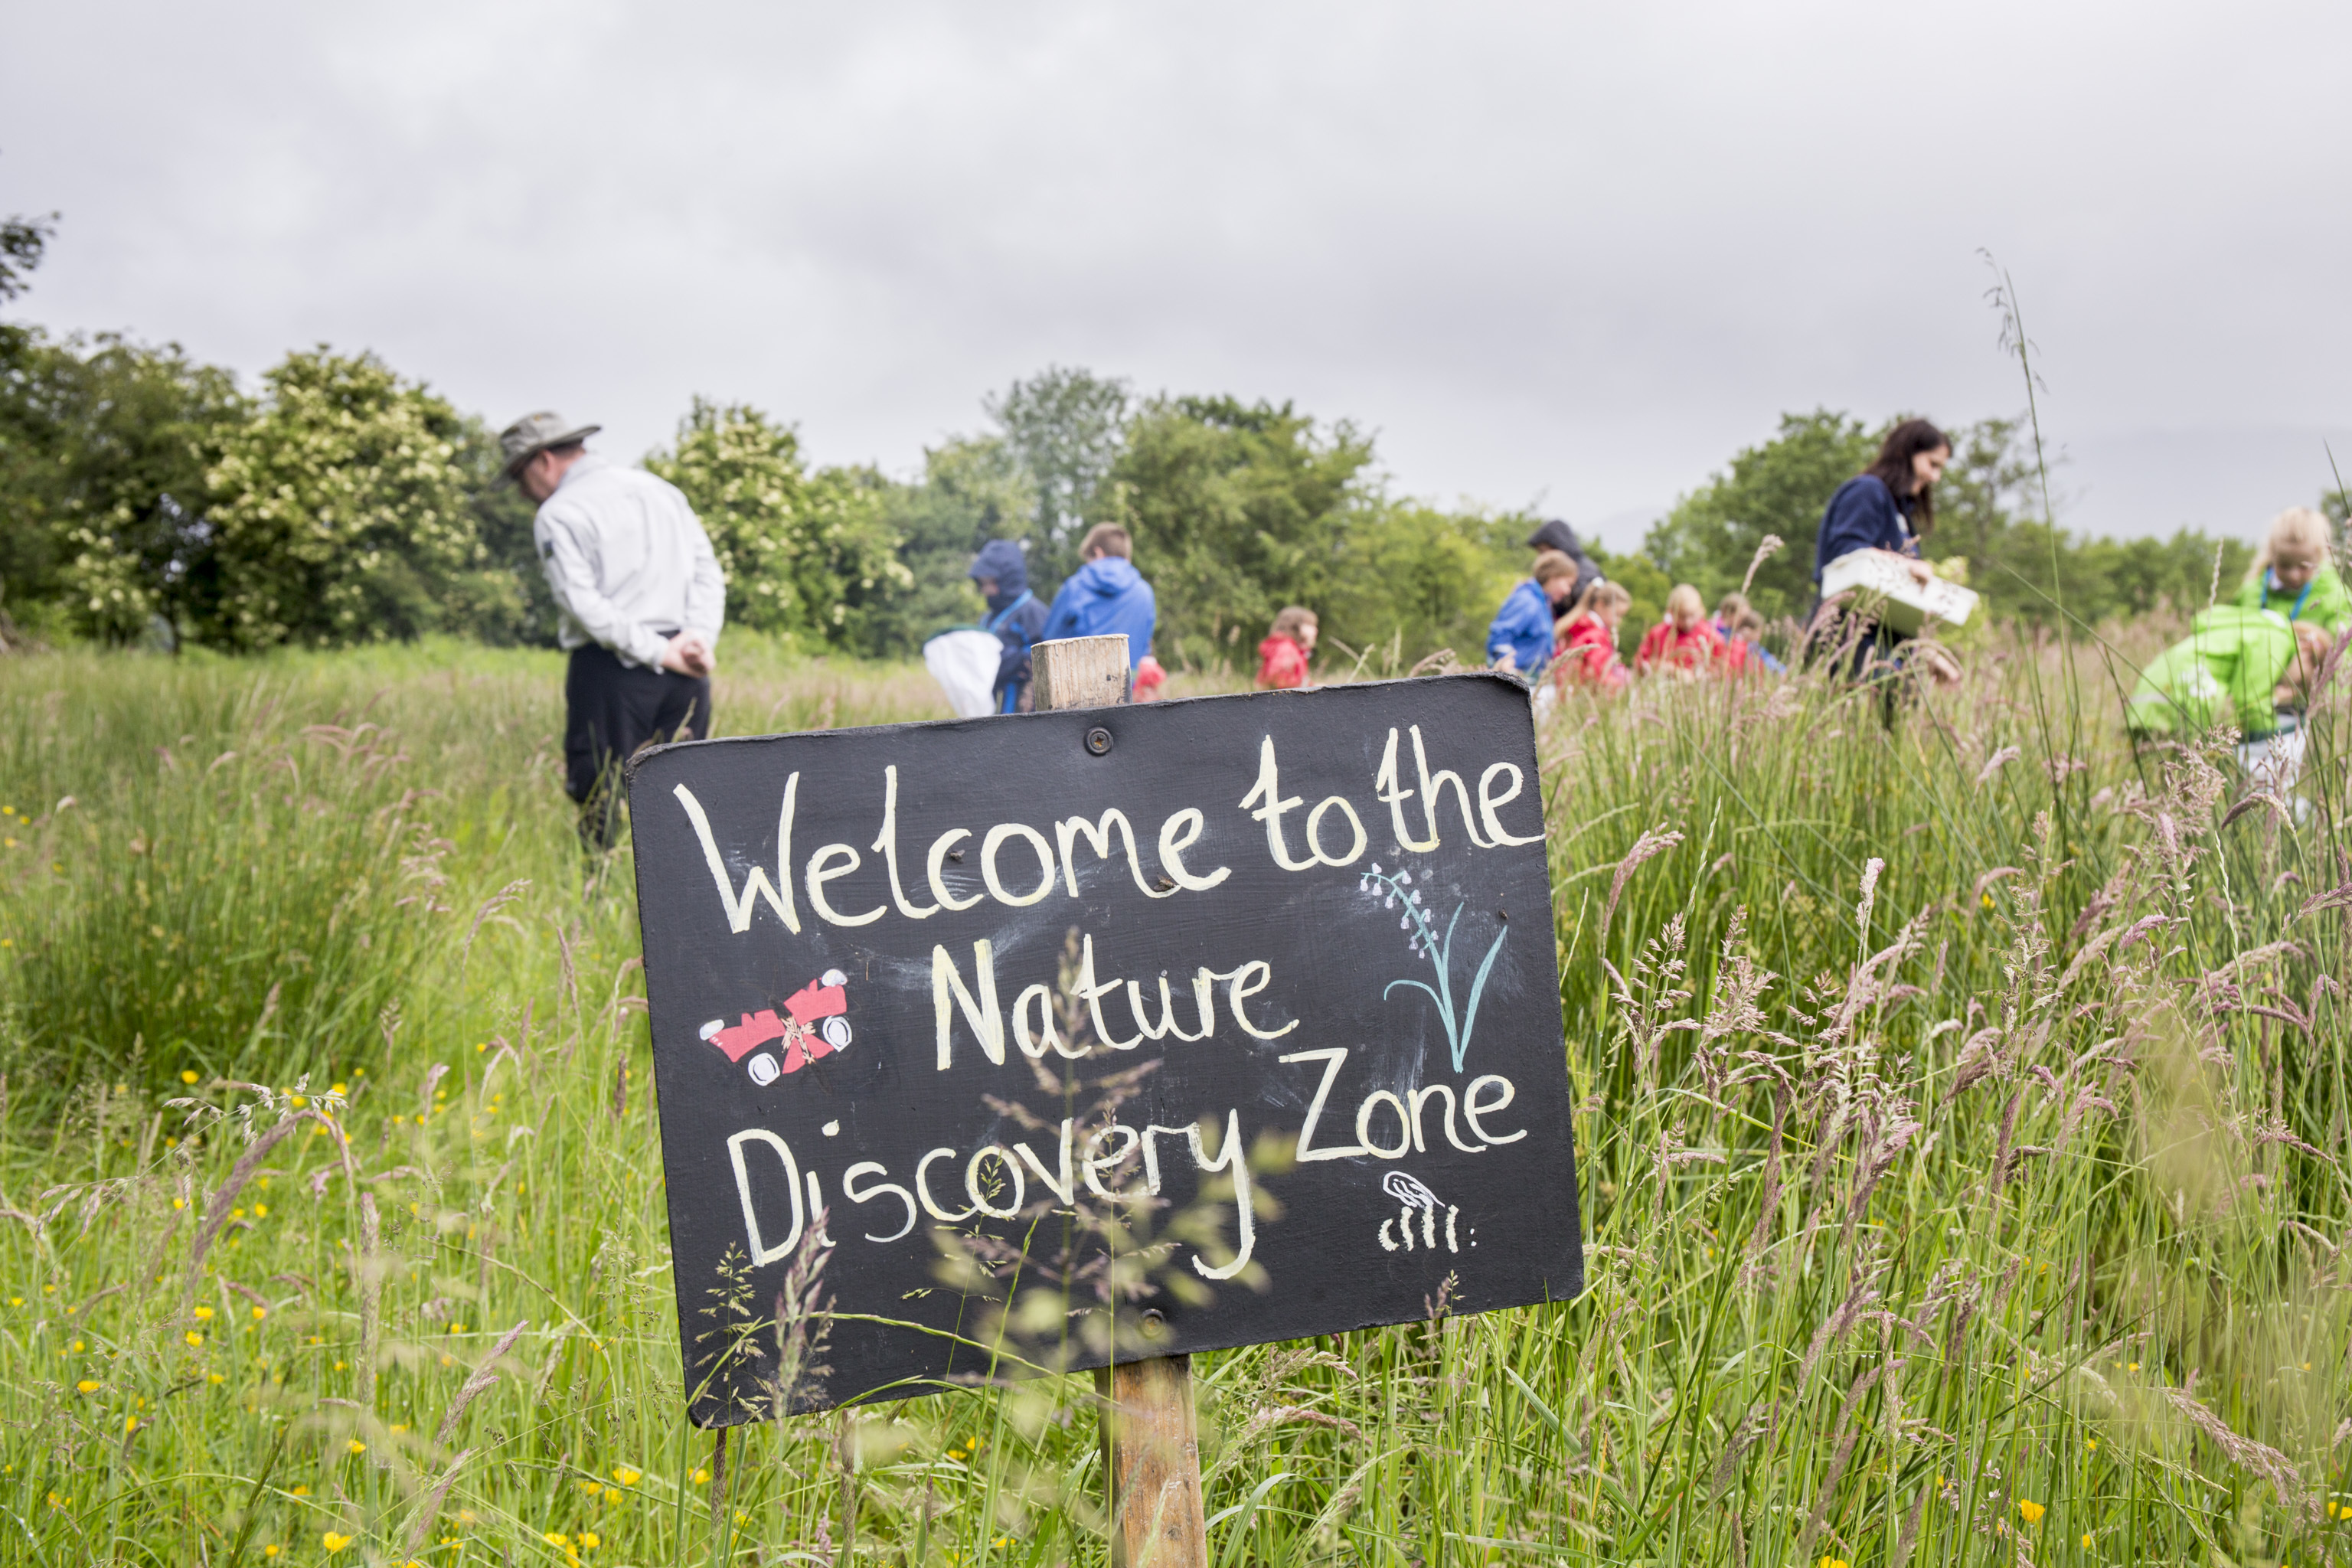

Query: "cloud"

xmin=5 ymin=1 xmax=2347 ymax=538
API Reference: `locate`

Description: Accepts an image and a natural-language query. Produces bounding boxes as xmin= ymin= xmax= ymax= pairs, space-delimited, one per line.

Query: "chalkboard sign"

xmin=628 ymin=673 xmax=1583 ymax=1426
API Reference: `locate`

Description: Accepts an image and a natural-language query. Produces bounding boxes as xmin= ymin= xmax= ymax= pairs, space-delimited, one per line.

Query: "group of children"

xmin=963 ymin=523 xmax=1321 ymax=707
xmin=965 ymin=504 xmax=2349 ymax=789
xmin=1485 ymin=537 xmax=1782 ymax=693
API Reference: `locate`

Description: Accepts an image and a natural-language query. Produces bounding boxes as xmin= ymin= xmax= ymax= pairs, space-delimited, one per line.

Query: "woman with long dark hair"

xmin=1807 ymin=418 xmax=1959 ymax=685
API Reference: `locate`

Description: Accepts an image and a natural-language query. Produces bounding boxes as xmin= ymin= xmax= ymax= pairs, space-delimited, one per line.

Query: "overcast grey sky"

xmin=5 ymin=1 xmax=2347 ymax=547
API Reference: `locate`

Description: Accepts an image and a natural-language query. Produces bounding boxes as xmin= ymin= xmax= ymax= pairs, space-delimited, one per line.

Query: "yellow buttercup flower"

xmin=323 ymin=1533 xmax=353 ymax=1553
xmin=347 ymin=1439 xmax=367 ymax=1455
xmin=612 ymin=1465 xmax=641 ymax=1486
xmin=2017 ymin=1499 xmax=2045 ymax=1525
xmin=181 ymin=1070 xmax=199 ymax=1084
xmin=2081 ymin=1533 xmax=2096 ymax=1549
xmin=193 ymin=1305 xmax=214 ymax=1321
xmin=75 ymin=1380 xmax=100 ymax=1393
xmin=184 ymin=1331 xmax=203 ymax=1348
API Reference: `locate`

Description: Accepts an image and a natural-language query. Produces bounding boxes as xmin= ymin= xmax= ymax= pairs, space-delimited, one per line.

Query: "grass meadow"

xmin=1 ymin=624 xmax=2347 ymax=1567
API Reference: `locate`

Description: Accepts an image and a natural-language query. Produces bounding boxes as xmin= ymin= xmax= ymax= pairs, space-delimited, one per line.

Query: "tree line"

xmin=4 ymin=212 xmax=2318 ymax=667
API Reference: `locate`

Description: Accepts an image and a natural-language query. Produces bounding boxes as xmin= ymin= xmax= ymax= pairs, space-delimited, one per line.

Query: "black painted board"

xmin=626 ymin=671 xmax=1583 ymax=1425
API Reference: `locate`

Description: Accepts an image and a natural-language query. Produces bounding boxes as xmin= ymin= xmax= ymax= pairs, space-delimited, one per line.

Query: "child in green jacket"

xmin=2128 ymin=607 xmax=2331 ymax=794
xmin=2128 ymin=609 xmax=2328 ymax=740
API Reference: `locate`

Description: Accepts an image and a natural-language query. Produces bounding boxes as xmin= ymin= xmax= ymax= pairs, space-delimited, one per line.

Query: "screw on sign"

xmin=626 ymin=634 xmax=1583 ymax=1568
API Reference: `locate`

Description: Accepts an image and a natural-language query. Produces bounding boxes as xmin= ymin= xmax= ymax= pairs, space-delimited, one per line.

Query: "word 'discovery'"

xmin=629 ymin=673 xmax=1583 ymax=1424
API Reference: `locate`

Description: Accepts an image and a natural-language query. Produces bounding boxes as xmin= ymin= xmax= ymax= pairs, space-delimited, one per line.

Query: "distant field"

xmin=0 ymin=632 xmax=2344 ymax=1567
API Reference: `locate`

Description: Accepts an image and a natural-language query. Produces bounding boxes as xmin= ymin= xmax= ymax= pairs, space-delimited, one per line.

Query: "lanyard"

xmin=984 ymin=590 xmax=1034 ymax=633
xmin=2265 ymin=574 xmax=2314 ymax=621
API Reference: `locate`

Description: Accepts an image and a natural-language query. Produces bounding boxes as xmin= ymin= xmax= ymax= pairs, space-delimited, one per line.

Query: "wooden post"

xmin=1031 ymin=632 xmax=1132 ymax=712
xmin=1031 ymin=634 xmax=1208 ymax=1568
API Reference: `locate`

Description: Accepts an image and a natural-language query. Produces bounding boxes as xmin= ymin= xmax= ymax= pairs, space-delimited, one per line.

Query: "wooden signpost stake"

xmin=1032 ymin=633 xmax=1207 ymax=1568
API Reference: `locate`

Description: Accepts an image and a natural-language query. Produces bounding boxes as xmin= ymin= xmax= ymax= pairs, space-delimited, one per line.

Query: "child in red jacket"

xmin=1554 ymin=581 xmax=1631 ymax=691
xmin=1256 ymin=606 xmax=1317 ymax=689
xmin=1635 ymin=584 xmax=1726 ymax=678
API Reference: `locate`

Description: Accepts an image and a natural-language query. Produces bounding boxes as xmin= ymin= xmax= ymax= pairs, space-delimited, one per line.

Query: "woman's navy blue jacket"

xmin=1812 ymin=475 xmax=1920 ymax=583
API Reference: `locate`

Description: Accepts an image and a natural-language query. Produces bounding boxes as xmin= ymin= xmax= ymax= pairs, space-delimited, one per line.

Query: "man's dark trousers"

xmin=565 ymin=645 xmax=712 ymax=851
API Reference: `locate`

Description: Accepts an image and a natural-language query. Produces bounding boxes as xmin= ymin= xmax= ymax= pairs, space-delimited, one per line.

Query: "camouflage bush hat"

xmin=496 ymin=411 xmax=601 ymax=485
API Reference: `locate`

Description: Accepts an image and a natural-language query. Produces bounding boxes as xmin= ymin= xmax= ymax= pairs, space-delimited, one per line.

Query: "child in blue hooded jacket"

xmin=1040 ymin=524 xmax=1158 ymax=671
xmin=969 ymin=538 xmax=1050 ymax=713
xmin=1487 ymin=550 xmax=1579 ymax=676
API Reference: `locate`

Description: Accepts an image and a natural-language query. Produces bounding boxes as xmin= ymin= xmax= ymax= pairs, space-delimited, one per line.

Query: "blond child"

xmin=1711 ymin=591 xmax=1752 ymax=639
xmin=1635 ymin=584 xmax=1726 ymax=677
xmin=2233 ymin=505 xmax=2349 ymax=635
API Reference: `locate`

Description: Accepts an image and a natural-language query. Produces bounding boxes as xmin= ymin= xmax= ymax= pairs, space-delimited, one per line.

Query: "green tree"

xmin=202 ymin=348 xmax=495 ymax=650
xmin=643 ymin=397 xmax=910 ymax=651
xmin=1923 ymin=418 xmax=2250 ymax=627
xmin=1109 ymin=396 xmax=1374 ymax=668
xmin=0 ymin=331 xmax=245 ymax=642
xmin=1643 ymin=410 xmax=1879 ymax=619
xmin=870 ymin=435 xmax=1037 ymax=655
xmin=0 ymin=210 xmax=54 ymax=305
xmin=1320 ymin=501 xmax=1522 ymax=671
xmin=985 ymin=366 xmax=1129 ymax=588
xmin=53 ymin=339 xmax=249 ymax=643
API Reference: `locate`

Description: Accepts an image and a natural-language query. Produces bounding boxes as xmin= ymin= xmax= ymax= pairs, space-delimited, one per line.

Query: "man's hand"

xmin=661 ymin=633 xmax=715 ymax=678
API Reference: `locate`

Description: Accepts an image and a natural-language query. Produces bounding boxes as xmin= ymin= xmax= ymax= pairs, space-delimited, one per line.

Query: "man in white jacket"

xmin=499 ymin=411 xmax=726 ymax=850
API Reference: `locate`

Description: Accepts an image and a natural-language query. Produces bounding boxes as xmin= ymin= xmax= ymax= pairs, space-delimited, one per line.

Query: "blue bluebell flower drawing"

xmin=1357 ymin=861 xmax=1507 ymax=1073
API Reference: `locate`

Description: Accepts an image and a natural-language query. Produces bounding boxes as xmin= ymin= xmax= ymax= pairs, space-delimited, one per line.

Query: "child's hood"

xmin=969 ymin=538 xmax=1030 ymax=600
xmin=1070 ymin=557 xmax=1142 ymax=597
